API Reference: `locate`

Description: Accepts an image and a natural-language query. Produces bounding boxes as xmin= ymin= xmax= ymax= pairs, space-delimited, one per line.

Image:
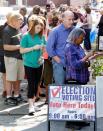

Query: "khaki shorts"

xmin=4 ymin=57 xmax=24 ymax=81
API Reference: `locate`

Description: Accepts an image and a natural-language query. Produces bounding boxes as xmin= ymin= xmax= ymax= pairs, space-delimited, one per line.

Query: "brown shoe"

xmin=2 ymin=91 xmax=7 ymax=98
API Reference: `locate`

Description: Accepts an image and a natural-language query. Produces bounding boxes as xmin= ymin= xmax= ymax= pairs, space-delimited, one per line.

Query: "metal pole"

xmin=48 ymin=120 xmax=50 ymax=131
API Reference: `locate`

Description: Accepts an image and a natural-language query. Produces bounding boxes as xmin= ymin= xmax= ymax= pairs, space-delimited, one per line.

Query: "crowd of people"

xmin=0 ymin=1 xmax=102 ymax=124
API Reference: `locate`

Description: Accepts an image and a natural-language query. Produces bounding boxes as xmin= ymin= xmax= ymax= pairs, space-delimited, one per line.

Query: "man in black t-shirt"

xmin=3 ymin=13 xmax=24 ymax=105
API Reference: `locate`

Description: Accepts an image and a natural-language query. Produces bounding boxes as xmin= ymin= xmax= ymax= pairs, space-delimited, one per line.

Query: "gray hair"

xmin=62 ymin=10 xmax=74 ymax=18
xmin=67 ymin=28 xmax=85 ymax=43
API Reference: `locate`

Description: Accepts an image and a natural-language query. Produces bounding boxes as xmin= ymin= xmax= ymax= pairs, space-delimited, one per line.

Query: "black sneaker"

xmin=14 ymin=95 xmax=23 ymax=103
xmin=4 ymin=97 xmax=18 ymax=106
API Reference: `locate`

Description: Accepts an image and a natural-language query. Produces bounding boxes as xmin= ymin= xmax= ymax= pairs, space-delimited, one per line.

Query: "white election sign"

xmin=48 ymin=85 xmax=96 ymax=121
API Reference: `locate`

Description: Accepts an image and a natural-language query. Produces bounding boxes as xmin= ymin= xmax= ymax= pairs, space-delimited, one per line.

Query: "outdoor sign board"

xmin=48 ymin=85 xmax=96 ymax=122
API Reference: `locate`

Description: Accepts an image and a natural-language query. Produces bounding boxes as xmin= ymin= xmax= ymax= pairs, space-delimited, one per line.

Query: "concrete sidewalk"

xmin=0 ymin=74 xmax=103 ymax=131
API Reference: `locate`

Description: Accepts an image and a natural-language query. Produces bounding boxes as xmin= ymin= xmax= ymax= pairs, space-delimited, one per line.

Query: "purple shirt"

xmin=65 ymin=42 xmax=90 ymax=84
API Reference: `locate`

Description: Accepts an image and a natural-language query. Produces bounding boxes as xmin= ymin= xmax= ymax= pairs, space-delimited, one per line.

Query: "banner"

xmin=48 ymin=85 xmax=96 ymax=121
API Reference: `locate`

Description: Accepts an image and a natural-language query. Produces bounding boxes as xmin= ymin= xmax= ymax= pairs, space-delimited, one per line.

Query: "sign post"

xmin=48 ymin=85 xmax=96 ymax=131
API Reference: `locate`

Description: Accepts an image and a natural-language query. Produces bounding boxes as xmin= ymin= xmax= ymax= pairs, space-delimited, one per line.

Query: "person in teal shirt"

xmin=20 ymin=15 xmax=46 ymax=115
xmin=21 ymin=33 xmax=46 ymax=67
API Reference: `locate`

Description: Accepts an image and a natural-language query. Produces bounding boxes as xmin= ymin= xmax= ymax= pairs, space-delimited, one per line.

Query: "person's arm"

xmin=20 ymin=45 xmax=42 ymax=54
xmin=66 ymin=47 xmax=92 ymax=69
xmin=46 ymin=30 xmax=61 ymax=63
xmin=20 ymin=35 xmax=42 ymax=54
xmin=89 ymin=52 xmax=103 ymax=60
xmin=81 ymin=52 xmax=94 ymax=61
xmin=46 ymin=30 xmax=57 ymax=57
xmin=4 ymin=44 xmax=20 ymax=51
xmin=70 ymin=54 xmax=86 ymax=69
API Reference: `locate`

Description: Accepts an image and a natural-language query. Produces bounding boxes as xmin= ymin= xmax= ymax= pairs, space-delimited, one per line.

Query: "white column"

xmin=16 ymin=0 xmax=23 ymax=6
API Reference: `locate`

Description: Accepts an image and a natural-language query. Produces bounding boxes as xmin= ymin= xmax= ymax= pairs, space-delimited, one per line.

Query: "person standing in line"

xmin=20 ymin=16 xmax=46 ymax=115
xmin=46 ymin=10 xmax=74 ymax=84
xmin=3 ymin=13 xmax=24 ymax=105
xmin=19 ymin=7 xmax=28 ymax=34
xmin=83 ymin=7 xmax=92 ymax=51
xmin=0 ymin=12 xmax=12 ymax=98
xmin=65 ymin=28 xmax=97 ymax=130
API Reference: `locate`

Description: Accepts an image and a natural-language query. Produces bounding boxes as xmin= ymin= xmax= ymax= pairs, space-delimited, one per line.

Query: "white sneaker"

xmin=29 ymin=106 xmax=35 ymax=115
xmin=34 ymin=104 xmax=41 ymax=112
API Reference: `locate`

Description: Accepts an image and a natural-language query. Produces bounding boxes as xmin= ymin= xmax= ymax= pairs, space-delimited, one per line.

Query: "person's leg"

xmin=2 ymin=58 xmax=23 ymax=100
xmin=35 ymin=64 xmax=44 ymax=101
xmin=13 ymin=80 xmax=20 ymax=96
xmin=4 ymin=57 xmax=14 ymax=98
xmin=43 ymin=60 xmax=53 ymax=104
xmin=5 ymin=80 xmax=12 ymax=97
xmin=52 ymin=62 xmax=66 ymax=84
xmin=13 ymin=59 xmax=24 ymax=102
xmin=24 ymin=66 xmax=36 ymax=115
xmin=34 ymin=66 xmax=43 ymax=102
xmin=84 ymin=29 xmax=91 ymax=51
xmin=33 ymin=66 xmax=43 ymax=111
xmin=2 ymin=73 xmax=7 ymax=97
xmin=35 ymin=83 xmax=42 ymax=102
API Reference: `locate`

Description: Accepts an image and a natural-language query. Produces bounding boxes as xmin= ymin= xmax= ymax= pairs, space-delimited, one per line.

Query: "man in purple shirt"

xmin=46 ymin=11 xmax=74 ymax=84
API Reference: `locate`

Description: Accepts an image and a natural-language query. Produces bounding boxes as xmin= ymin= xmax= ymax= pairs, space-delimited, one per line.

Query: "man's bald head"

xmin=62 ymin=10 xmax=74 ymax=28
xmin=62 ymin=10 xmax=74 ymax=18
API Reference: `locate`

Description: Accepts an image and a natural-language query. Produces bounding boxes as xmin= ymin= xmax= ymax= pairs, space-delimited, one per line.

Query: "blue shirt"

xmin=65 ymin=42 xmax=90 ymax=84
xmin=46 ymin=24 xmax=73 ymax=66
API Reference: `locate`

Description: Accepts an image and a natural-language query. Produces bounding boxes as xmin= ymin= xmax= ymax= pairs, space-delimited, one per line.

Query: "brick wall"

xmin=52 ymin=0 xmax=70 ymax=6
xmin=8 ymin=0 xmax=47 ymax=6
xmin=8 ymin=0 xmax=69 ymax=6
xmin=26 ymin=0 xmax=47 ymax=6
xmin=70 ymin=0 xmax=89 ymax=6
xmin=8 ymin=0 xmax=89 ymax=7
xmin=8 ymin=0 xmax=16 ymax=5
